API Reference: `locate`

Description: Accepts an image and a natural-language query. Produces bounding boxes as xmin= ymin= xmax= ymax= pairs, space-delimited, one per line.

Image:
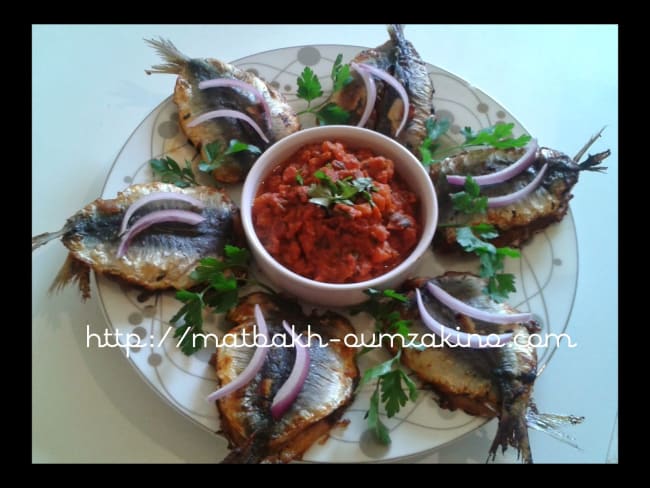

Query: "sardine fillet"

xmin=216 ymin=293 xmax=359 ymax=463
xmin=393 ymin=274 xmax=538 ymax=462
xmin=52 ymin=182 xmax=241 ymax=296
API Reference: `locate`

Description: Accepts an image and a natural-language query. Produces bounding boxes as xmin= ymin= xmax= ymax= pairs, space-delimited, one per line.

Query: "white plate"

xmin=97 ymin=45 xmax=578 ymax=463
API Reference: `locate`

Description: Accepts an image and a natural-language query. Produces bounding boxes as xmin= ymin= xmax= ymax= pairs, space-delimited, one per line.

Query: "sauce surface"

xmin=253 ymin=140 xmax=420 ymax=283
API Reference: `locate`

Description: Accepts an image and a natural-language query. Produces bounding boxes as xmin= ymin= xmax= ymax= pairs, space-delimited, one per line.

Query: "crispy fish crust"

xmin=392 ymin=274 xmax=539 ymax=463
xmin=216 ymin=292 xmax=359 ymax=464
xmin=146 ymin=38 xmax=300 ymax=183
xmin=34 ymin=182 xmax=241 ymax=299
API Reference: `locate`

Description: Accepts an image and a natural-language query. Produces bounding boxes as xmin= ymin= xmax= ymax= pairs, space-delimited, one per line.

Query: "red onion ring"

xmin=355 ymin=63 xmax=410 ymax=137
xmin=116 ymin=209 xmax=205 ymax=258
xmin=446 ymin=139 xmax=539 ymax=186
xmin=119 ymin=192 xmax=205 ymax=235
xmin=487 ymin=163 xmax=548 ymax=208
xmin=198 ymin=78 xmax=272 ymax=127
xmin=270 ymin=321 xmax=311 ymax=420
xmin=206 ymin=304 xmax=270 ymax=403
xmin=186 ymin=109 xmax=270 ymax=144
xmin=426 ymin=281 xmax=532 ymax=324
xmin=415 ymin=289 xmax=513 ymax=348
xmin=350 ymin=63 xmax=377 ymax=129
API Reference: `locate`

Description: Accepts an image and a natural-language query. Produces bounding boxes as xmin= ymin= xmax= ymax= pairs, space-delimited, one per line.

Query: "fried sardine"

xmin=146 ymin=38 xmax=300 ymax=183
xmin=32 ymin=182 xmax=241 ymax=299
xmin=215 ymin=292 xmax=359 ymax=463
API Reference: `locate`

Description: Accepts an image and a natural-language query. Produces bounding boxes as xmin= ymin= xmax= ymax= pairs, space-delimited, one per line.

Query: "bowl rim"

xmin=241 ymin=125 xmax=438 ymax=291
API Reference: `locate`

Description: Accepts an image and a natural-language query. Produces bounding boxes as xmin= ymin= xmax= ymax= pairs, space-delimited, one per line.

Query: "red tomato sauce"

xmin=252 ymin=140 xmax=420 ymax=283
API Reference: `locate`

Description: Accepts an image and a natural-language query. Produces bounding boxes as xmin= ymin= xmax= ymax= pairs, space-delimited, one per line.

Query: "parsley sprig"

xmin=150 ymin=157 xmax=198 ymax=188
xmin=419 ymin=120 xmax=532 ymax=166
xmin=198 ymin=139 xmax=260 ymax=173
xmin=171 ymin=245 xmax=253 ymax=355
xmin=450 ymin=174 xmax=487 ymax=214
xmin=308 ymin=170 xmax=376 ymax=209
xmin=438 ymin=176 xmax=520 ymax=302
xmin=455 ymin=225 xmax=520 ymax=302
xmin=351 ymin=289 xmax=419 ymax=444
xmin=296 ymin=54 xmax=352 ymax=125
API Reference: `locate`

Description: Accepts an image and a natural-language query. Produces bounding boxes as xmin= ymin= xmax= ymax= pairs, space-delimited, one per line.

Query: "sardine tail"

xmin=32 ymin=228 xmax=65 ymax=251
xmin=387 ymin=24 xmax=406 ymax=44
xmin=49 ymin=254 xmax=92 ymax=301
xmin=525 ymin=401 xmax=585 ymax=450
xmin=488 ymin=412 xmax=533 ymax=464
xmin=144 ymin=37 xmax=189 ymax=75
xmin=578 ymin=149 xmax=610 ymax=173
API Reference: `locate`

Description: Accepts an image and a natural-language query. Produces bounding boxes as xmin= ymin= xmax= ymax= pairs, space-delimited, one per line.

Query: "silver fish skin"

xmin=32 ymin=182 xmax=241 ymax=299
xmin=146 ymin=38 xmax=300 ymax=183
xmin=392 ymin=273 xmax=539 ymax=463
xmin=216 ymin=293 xmax=359 ymax=464
xmin=431 ymin=140 xmax=610 ymax=251
xmin=329 ymin=24 xmax=435 ymax=155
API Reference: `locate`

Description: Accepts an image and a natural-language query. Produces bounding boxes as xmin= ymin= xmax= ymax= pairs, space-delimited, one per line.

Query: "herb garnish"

xmin=150 ymin=157 xmax=198 ymax=188
xmin=198 ymin=139 xmax=260 ymax=173
xmin=450 ymin=175 xmax=487 ymax=214
xmin=455 ymin=225 xmax=520 ymax=302
xmin=307 ymin=170 xmax=376 ymax=209
xmin=419 ymin=120 xmax=532 ymax=166
xmin=442 ymin=171 xmax=520 ymax=302
xmin=170 ymin=245 xmax=252 ymax=355
xmin=296 ymin=54 xmax=352 ymax=125
xmin=351 ymin=289 xmax=419 ymax=444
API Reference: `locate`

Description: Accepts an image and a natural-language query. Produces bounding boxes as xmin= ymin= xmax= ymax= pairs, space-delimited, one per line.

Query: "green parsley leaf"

xmin=297 ymin=67 xmax=323 ymax=103
xmin=419 ymin=120 xmax=531 ymax=166
xmin=450 ymin=175 xmax=488 ymax=214
xmin=316 ymin=103 xmax=351 ymax=125
xmin=308 ymin=173 xmax=376 ymax=209
xmin=295 ymin=173 xmax=304 ymax=185
xmin=419 ymin=118 xmax=451 ymax=166
xmin=351 ymin=291 xmax=420 ymax=444
xmin=170 ymin=290 xmax=204 ymax=355
xmin=296 ymin=57 xmax=351 ymax=124
xmin=169 ymin=247 xmax=251 ymax=356
xmin=471 ymin=223 xmax=499 ymax=240
xmin=381 ymin=369 xmax=418 ymax=417
xmin=150 ymin=156 xmax=198 ymax=188
xmin=367 ymin=388 xmax=391 ymax=445
xmin=463 ymin=123 xmax=531 ymax=149
xmin=198 ymin=139 xmax=260 ymax=173
xmin=455 ymin=226 xmax=519 ymax=302
xmin=331 ymin=54 xmax=353 ymax=93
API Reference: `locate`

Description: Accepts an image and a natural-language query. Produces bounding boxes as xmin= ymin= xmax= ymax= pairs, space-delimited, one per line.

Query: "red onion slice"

xmin=119 ymin=192 xmax=205 ymax=235
xmin=446 ymin=139 xmax=539 ymax=186
xmin=415 ymin=289 xmax=513 ymax=348
xmin=270 ymin=321 xmax=311 ymax=420
xmin=426 ymin=281 xmax=532 ymax=324
xmin=116 ymin=209 xmax=205 ymax=258
xmin=350 ymin=63 xmax=377 ymax=129
xmin=356 ymin=63 xmax=410 ymax=136
xmin=186 ymin=109 xmax=270 ymax=144
xmin=198 ymin=78 xmax=272 ymax=127
xmin=487 ymin=163 xmax=548 ymax=208
xmin=206 ymin=304 xmax=270 ymax=403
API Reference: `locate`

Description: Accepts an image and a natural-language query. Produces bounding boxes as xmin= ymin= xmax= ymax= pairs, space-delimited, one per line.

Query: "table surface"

xmin=32 ymin=24 xmax=618 ymax=464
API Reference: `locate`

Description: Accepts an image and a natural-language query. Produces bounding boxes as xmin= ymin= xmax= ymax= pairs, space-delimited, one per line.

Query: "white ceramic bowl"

xmin=241 ymin=125 xmax=438 ymax=307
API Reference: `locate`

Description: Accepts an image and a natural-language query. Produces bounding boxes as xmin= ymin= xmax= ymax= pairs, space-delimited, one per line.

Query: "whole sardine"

xmin=32 ymin=182 xmax=242 ymax=299
xmin=391 ymin=273 xmax=543 ymax=463
xmin=329 ymin=24 xmax=435 ymax=155
xmin=431 ymin=133 xmax=610 ymax=251
xmin=216 ymin=292 xmax=359 ymax=464
xmin=146 ymin=38 xmax=300 ymax=183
